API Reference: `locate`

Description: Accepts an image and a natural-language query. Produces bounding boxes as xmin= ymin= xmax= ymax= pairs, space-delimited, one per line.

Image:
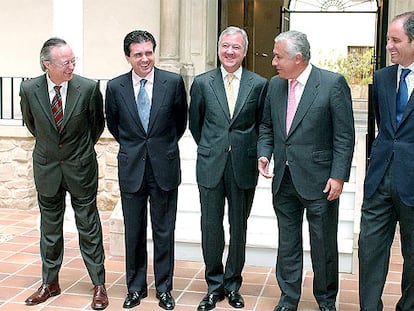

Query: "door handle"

xmin=255 ymin=52 xmax=269 ymax=57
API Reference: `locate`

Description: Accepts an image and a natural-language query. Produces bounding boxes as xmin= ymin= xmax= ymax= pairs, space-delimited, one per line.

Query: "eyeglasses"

xmin=52 ymin=57 xmax=77 ymax=68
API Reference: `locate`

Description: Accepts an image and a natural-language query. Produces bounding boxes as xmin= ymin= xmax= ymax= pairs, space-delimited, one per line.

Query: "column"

xmin=158 ymin=0 xmax=182 ymax=74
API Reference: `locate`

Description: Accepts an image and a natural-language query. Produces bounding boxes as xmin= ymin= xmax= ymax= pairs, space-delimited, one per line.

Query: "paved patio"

xmin=0 ymin=208 xmax=403 ymax=310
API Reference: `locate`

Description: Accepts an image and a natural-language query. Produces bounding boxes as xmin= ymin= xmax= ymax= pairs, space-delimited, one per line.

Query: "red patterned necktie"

xmin=52 ymin=85 xmax=63 ymax=132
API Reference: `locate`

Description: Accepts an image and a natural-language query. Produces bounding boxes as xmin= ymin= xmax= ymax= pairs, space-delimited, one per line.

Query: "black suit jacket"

xmin=20 ymin=74 xmax=104 ymax=197
xmin=105 ymin=68 xmax=188 ymax=192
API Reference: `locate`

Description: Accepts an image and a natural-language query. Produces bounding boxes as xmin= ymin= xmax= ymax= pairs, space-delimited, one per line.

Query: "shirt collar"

xmin=46 ymin=73 xmax=68 ymax=92
xmin=398 ymin=63 xmax=414 ymax=75
xmin=292 ymin=63 xmax=312 ymax=86
xmin=220 ymin=66 xmax=242 ymax=81
xmin=132 ymin=69 xmax=154 ymax=87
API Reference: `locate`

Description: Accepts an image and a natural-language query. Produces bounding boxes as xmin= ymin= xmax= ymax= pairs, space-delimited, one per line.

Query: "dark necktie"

xmin=396 ymin=68 xmax=411 ymax=125
xmin=52 ymin=86 xmax=63 ymax=132
xmin=137 ymin=79 xmax=150 ymax=132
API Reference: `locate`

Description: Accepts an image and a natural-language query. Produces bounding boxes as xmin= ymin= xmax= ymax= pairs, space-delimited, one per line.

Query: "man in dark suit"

xmin=105 ymin=30 xmax=187 ymax=310
xmin=20 ymin=37 xmax=108 ymax=310
xmin=359 ymin=11 xmax=414 ymax=311
xmin=189 ymin=26 xmax=268 ymax=311
xmin=257 ymin=30 xmax=355 ymax=311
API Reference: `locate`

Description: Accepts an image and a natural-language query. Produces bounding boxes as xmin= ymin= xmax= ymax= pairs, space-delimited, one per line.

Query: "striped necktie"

xmin=51 ymin=85 xmax=63 ymax=132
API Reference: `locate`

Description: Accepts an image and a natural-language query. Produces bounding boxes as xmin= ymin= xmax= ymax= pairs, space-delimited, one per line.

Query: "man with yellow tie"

xmin=189 ymin=26 xmax=268 ymax=311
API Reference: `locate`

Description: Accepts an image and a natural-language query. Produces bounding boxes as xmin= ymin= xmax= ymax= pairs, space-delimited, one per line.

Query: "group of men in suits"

xmin=20 ymin=9 xmax=414 ymax=311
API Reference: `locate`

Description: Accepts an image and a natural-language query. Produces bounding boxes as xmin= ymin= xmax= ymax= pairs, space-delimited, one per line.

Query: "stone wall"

xmin=0 ymin=126 xmax=120 ymax=211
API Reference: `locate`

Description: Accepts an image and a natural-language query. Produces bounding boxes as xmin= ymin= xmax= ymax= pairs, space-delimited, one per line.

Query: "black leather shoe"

xmin=122 ymin=290 xmax=148 ymax=309
xmin=197 ymin=292 xmax=225 ymax=311
xmin=274 ymin=306 xmax=297 ymax=311
xmin=225 ymin=290 xmax=244 ymax=308
xmin=320 ymin=307 xmax=336 ymax=311
xmin=156 ymin=291 xmax=175 ymax=310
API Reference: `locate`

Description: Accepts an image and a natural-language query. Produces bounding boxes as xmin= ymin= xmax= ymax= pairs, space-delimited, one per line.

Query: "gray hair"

xmin=218 ymin=26 xmax=249 ymax=54
xmin=39 ymin=37 xmax=67 ymax=72
xmin=393 ymin=11 xmax=414 ymax=41
xmin=274 ymin=30 xmax=311 ymax=63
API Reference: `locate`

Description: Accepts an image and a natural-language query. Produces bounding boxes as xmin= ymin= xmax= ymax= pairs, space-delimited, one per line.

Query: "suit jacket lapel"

xmin=210 ymin=69 xmax=231 ymax=122
xmin=385 ymin=66 xmax=398 ymax=131
xmin=149 ymin=68 xmax=166 ymax=133
xmin=62 ymin=77 xmax=81 ymax=131
xmin=119 ymin=72 xmax=143 ymax=130
xmin=231 ymin=69 xmax=253 ymax=122
xmin=278 ymin=79 xmax=289 ymax=138
xmin=33 ymin=76 xmax=57 ymax=130
xmin=288 ymin=67 xmax=320 ymax=136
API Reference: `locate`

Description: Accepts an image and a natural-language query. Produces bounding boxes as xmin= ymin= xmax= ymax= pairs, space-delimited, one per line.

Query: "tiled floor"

xmin=0 ymin=208 xmax=403 ymax=311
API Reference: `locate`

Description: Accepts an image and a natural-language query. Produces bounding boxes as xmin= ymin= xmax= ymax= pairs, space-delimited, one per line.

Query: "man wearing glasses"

xmin=20 ymin=37 xmax=108 ymax=310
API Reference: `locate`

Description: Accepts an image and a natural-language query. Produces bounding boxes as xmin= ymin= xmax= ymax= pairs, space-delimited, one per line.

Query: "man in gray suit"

xmin=189 ymin=26 xmax=268 ymax=311
xmin=20 ymin=38 xmax=108 ymax=310
xmin=257 ymin=30 xmax=354 ymax=311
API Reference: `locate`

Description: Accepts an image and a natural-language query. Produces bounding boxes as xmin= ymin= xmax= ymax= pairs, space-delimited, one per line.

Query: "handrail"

xmin=0 ymin=77 xmax=108 ymax=125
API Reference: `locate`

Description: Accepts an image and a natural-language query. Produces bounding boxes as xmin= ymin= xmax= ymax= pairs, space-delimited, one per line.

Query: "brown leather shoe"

xmin=91 ymin=285 xmax=109 ymax=310
xmin=25 ymin=283 xmax=61 ymax=305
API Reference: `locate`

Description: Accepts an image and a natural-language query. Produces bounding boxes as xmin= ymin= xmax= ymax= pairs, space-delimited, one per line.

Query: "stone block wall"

xmin=0 ymin=126 xmax=120 ymax=211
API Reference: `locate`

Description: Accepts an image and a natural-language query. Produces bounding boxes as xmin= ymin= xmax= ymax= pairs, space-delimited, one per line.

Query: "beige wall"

xmin=0 ymin=0 xmax=53 ymax=77
xmin=83 ymin=0 xmax=161 ymax=79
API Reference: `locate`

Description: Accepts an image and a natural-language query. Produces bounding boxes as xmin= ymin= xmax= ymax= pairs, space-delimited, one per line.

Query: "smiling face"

xmin=218 ymin=32 xmax=246 ymax=73
xmin=44 ymin=45 xmax=75 ymax=85
xmin=387 ymin=18 xmax=414 ymax=67
xmin=125 ymin=41 xmax=155 ymax=77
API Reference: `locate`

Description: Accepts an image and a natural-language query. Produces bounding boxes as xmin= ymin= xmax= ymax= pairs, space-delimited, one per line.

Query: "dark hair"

xmin=123 ymin=30 xmax=157 ymax=56
xmin=40 ymin=37 xmax=67 ymax=72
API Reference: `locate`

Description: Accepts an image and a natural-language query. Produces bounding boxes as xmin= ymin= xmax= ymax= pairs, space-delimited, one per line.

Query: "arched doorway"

xmin=218 ymin=0 xmax=380 ymax=79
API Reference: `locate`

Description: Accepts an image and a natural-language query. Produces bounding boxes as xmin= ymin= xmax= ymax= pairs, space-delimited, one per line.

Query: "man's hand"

xmin=258 ymin=157 xmax=274 ymax=179
xmin=323 ymin=178 xmax=344 ymax=201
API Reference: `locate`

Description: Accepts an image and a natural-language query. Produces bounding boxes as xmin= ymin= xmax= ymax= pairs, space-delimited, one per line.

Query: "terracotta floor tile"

xmin=0 ymin=208 xmax=406 ymax=310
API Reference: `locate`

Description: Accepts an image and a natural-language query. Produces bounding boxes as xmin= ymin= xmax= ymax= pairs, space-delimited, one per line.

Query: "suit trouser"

xmin=121 ymin=159 xmax=178 ymax=293
xmin=38 ymin=189 xmax=105 ymax=285
xmin=359 ymin=160 xmax=414 ymax=311
xmin=274 ymin=167 xmax=339 ymax=309
xmin=199 ymin=156 xmax=255 ymax=294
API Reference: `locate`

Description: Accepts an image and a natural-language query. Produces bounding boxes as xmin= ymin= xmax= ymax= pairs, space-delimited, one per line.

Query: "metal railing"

xmin=0 ymin=77 xmax=108 ymax=126
xmin=0 ymin=77 xmax=27 ymax=125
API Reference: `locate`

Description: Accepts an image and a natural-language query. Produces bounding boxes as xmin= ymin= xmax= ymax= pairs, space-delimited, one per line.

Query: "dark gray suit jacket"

xmin=20 ymin=74 xmax=104 ymax=197
xmin=258 ymin=65 xmax=355 ymax=200
xmin=189 ymin=68 xmax=268 ymax=189
xmin=105 ymin=68 xmax=188 ymax=192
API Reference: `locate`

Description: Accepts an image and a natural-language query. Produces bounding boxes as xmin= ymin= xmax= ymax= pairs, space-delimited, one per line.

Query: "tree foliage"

xmin=317 ymin=48 xmax=374 ymax=85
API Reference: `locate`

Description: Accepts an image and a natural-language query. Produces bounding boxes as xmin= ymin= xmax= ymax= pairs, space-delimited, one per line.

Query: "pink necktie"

xmin=286 ymin=79 xmax=299 ymax=133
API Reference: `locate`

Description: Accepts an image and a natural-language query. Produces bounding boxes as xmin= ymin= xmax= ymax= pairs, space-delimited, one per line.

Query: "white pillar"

xmin=53 ymin=0 xmax=84 ymax=75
